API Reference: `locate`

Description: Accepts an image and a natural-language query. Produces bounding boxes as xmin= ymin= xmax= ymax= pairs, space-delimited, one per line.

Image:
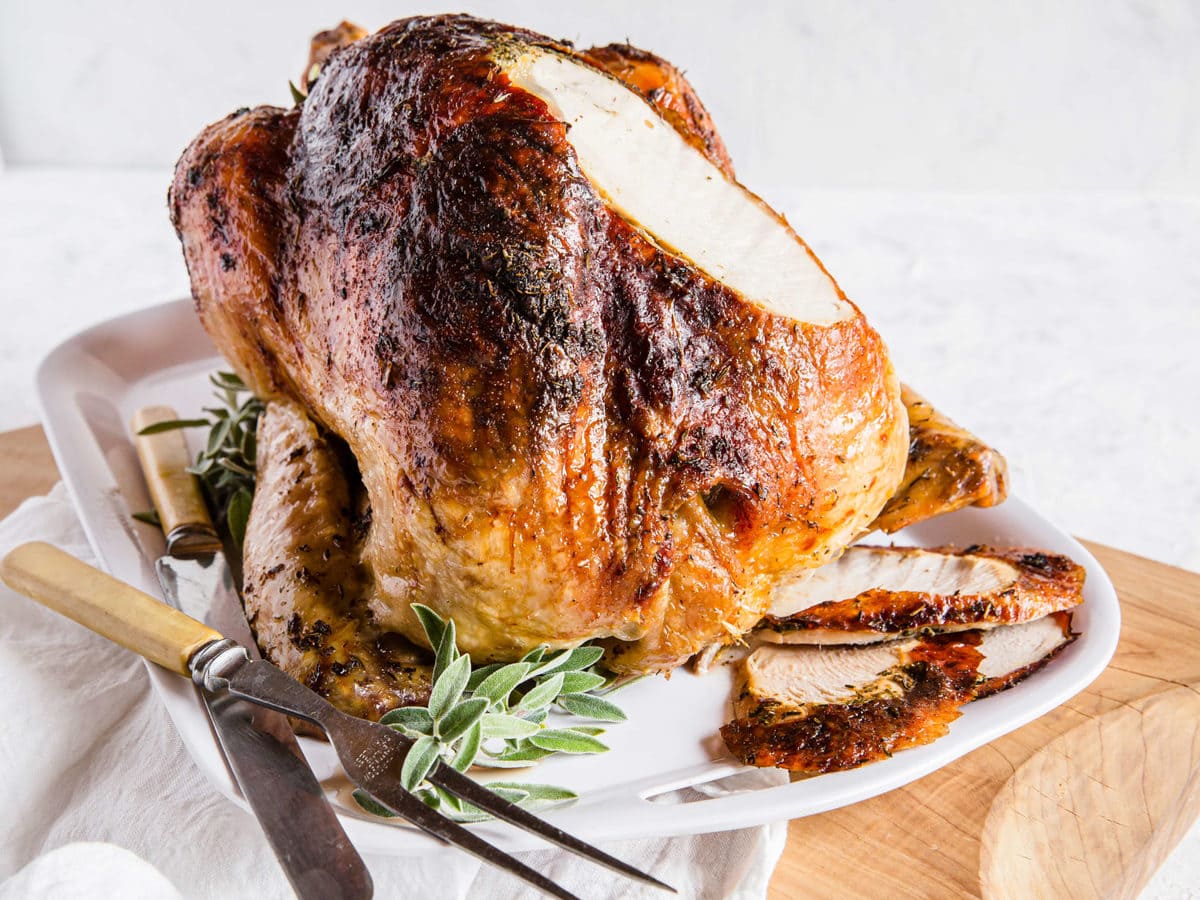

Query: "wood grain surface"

xmin=0 ymin=425 xmax=1196 ymax=898
xmin=0 ymin=425 xmax=58 ymax=519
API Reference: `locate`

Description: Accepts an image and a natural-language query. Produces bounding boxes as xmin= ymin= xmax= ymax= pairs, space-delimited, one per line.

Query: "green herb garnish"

xmin=353 ymin=604 xmax=629 ymax=822
xmin=135 ymin=371 xmax=264 ymax=546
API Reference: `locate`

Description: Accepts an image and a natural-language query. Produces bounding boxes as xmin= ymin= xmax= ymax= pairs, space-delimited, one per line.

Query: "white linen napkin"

xmin=0 ymin=485 xmax=788 ymax=900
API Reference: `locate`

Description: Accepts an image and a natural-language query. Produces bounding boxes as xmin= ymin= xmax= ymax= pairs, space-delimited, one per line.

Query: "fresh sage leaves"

xmin=355 ymin=603 xmax=630 ymax=823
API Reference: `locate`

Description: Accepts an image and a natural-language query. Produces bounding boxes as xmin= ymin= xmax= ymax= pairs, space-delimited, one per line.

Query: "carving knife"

xmin=131 ymin=405 xmax=372 ymax=900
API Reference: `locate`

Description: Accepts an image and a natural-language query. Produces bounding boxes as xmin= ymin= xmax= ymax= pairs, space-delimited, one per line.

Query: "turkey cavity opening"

xmin=501 ymin=47 xmax=851 ymax=326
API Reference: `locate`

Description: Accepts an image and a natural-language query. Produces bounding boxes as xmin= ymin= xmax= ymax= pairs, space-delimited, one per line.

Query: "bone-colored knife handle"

xmin=131 ymin=405 xmax=222 ymax=557
xmin=0 ymin=541 xmax=222 ymax=676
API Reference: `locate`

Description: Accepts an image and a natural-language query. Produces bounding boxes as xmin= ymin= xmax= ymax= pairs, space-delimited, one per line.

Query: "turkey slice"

xmin=760 ymin=545 xmax=1084 ymax=645
xmin=976 ymin=610 xmax=1076 ymax=696
xmin=722 ymin=612 xmax=1075 ymax=773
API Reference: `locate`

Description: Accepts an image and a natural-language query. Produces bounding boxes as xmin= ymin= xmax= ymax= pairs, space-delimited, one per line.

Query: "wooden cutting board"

xmin=1 ymin=425 xmax=1196 ymax=898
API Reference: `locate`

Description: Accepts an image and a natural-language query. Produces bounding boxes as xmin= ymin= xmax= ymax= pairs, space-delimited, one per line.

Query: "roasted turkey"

xmin=171 ymin=14 xmax=911 ymax=682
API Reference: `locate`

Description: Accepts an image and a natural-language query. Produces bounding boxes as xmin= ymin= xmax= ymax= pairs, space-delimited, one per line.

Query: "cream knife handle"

xmin=131 ymin=405 xmax=222 ymax=557
xmin=0 ymin=541 xmax=222 ymax=676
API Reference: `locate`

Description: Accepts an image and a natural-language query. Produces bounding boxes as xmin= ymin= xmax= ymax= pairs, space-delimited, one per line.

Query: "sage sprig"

xmin=134 ymin=371 xmax=264 ymax=546
xmin=354 ymin=604 xmax=629 ymax=823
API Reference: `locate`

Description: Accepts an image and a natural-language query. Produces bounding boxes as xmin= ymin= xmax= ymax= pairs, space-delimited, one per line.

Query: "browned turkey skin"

xmin=871 ymin=385 xmax=1008 ymax=534
xmin=170 ymin=14 xmax=908 ymax=685
xmin=242 ymin=401 xmax=432 ymax=721
xmin=302 ymin=20 xmax=368 ymax=91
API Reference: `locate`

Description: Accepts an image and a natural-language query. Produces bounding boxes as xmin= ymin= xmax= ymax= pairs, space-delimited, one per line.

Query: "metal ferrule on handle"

xmin=188 ymin=638 xmax=250 ymax=690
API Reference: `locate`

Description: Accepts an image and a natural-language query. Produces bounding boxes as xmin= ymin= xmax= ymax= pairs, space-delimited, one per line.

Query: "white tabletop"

xmin=1 ymin=166 xmax=1197 ymax=894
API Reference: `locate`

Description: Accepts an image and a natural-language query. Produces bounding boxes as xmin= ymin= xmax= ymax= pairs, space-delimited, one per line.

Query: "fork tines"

xmin=362 ymin=758 xmax=675 ymax=899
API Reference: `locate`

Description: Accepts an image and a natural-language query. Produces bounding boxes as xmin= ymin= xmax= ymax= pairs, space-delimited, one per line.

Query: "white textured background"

xmin=3 ymin=0 xmax=1200 ymax=191
xmin=0 ymin=1 xmax=1198 ymax=897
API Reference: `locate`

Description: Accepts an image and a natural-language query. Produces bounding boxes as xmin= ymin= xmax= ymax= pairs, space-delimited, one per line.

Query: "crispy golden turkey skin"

xmin=169 ymin=14 xmax=907 ymax=675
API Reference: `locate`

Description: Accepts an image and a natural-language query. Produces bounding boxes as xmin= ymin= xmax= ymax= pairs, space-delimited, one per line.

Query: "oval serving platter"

xmin=35 ymin=298 xmax=1120 ymax=855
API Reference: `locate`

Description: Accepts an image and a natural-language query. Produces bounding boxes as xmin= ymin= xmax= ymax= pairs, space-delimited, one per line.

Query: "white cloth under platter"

xmin=0 ymin=485 xmax=788 ymax=900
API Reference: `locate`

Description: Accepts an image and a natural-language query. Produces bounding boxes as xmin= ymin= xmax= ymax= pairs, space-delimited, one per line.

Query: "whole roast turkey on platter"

xmin=170 ymin=14 xmax=1075 ymax=770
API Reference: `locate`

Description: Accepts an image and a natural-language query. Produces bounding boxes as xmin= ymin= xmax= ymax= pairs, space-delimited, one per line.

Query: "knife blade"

xmin=132 ymin=405 xmax=372 ymax=900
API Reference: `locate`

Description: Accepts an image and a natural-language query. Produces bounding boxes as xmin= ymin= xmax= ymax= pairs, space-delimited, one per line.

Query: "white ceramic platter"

xmin=36 ymin=298 xmax=1120 ymax=856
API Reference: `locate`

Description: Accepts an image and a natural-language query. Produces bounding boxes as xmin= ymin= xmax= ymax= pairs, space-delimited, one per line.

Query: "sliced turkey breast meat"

xmin=721 ymin=612 xmax=1075 ymax=772
xmin=976 ymin=610 xmax=1076 ymax=696
xmin=760 ymin=545 xmax=1085 ymax=646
